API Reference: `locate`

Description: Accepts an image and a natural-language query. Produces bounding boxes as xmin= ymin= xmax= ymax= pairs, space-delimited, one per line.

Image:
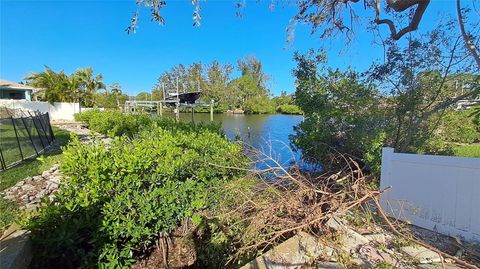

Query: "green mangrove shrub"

xmin=25 ymin=126 xmax=247 ymax=268
xmin=75 ymin=110 xmax=151 ymax=137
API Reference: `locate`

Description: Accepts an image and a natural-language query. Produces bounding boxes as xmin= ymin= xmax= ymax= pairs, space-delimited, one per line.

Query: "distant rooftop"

xmin=0 ymin=79 xmax=36 ymax=91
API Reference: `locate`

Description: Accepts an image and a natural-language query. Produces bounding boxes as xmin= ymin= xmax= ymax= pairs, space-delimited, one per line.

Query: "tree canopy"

xmin=25 ymin=67 xmax=106 ymax=106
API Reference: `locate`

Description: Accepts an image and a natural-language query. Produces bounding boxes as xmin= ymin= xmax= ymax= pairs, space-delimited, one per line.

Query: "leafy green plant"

xmin=25 ymin=124 xmax=247 ymax=268
xmin=74 ymin=110 xmax=151 ymax=137
xmin=276 ymin=104 xmax=303 ymax=115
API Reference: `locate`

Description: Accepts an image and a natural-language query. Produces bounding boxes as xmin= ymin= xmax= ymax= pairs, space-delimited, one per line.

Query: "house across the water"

xmin=0 ymin=79 xmax=39 ymax=101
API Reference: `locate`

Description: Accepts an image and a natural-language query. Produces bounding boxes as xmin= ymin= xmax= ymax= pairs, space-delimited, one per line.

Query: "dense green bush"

xmin=276 ymin=104 xmax=303 ymax=115
xmin=73 ymin=108 xmax=101 ymax=124
xmin=75 ymin=110 xmax=151 ymax=137
xmin=436 ymin=110 xmax=480 ymax=144
xmin=243 ymin=95 xmax=276 ymax=114
xmin=25 ymin=126 xmax=247 ymax=268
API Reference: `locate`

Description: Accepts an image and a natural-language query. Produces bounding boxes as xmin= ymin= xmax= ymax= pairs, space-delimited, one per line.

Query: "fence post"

xmin=37 ymin=113 xmax=50 ymax=145
xmin=29 ymin=111 xmax=47 ymax=148
xmin=45 ymin=113 xmax=55 ymax=141
xmin=10 ymin=116 xmax=24 ymax=161
xmin=0 ymin=147 xmax=6 ymax=170
xmin=21 ymin=116 xmax=39 ymax=156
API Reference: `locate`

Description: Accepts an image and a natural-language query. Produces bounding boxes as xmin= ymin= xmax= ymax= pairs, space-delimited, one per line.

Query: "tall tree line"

xmin=152 ymin=55 xmax=278 ymax=113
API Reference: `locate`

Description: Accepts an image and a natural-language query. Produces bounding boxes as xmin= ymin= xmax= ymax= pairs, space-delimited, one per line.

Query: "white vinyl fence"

xmin=0 ymin=100 xmax=80 ymax=121
xmin=380 ymin=147 xmax=480 ymax=242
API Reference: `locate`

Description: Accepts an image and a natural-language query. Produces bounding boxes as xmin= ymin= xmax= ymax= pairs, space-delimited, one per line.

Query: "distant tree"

xmin=25 ymin=66 xmax=71 ymax=103
xmin=237 ymin=55 xmax=269 ymax=90
xmin=204 ymin=61 xmax=233 ymax=106
xmin=73 ymin=67 xmax=106 ymax=107
xmin=136 ymin=91 xmax=151 ymax=101
xmin=109 ymin=82 xmax=122 ymax=94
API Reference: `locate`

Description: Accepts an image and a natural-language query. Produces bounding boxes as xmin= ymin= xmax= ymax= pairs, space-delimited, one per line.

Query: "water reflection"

xmin=154 ymin=113 xmax=318 ymax=171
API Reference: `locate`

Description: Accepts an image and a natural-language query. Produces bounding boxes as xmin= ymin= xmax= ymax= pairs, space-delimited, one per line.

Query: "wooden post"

xmin=159 ymin=102 xmax=163 ymax=118
xmin=191 ymin=106 xmax=195 ymax=123
xmin=175 ymin=103 xmax=180 ymax=122
xmin=210 ymin=100 xmax=214 ymax=122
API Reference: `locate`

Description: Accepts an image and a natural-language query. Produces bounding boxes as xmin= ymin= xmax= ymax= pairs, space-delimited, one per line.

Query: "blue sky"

xmin=0 ymin=0 xmax=459 ymax=96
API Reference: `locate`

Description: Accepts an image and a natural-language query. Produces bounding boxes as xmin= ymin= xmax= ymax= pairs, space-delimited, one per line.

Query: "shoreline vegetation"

xmin=0 ymin=108 xmax=477 ymax=268
xmin=15 ymin=111 xmax=377 ymax=268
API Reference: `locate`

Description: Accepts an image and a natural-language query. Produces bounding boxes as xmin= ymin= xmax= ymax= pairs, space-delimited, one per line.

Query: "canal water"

xmin=156 ymin=113 xmax=313 ymax=169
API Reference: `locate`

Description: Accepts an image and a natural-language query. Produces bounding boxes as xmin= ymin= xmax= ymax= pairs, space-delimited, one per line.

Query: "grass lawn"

xmin=0 ymin=197 xmax=17 ymax=230
xmin=453 ymin=143 xmax=480 ymax=158
xmin=0 ymin=127 xmax=71 ymax=231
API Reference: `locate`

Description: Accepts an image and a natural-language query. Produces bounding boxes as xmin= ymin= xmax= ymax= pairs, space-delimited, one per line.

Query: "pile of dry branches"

xmin=209 ymin=146 xmax=479 ymax=269
xmin=208 ymin=146 xmax=377 ymax=264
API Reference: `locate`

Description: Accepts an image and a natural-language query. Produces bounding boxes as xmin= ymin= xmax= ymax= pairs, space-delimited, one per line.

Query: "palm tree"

xmin=25 ymin=66 xmax=72 ymax=103
xmin=73 ymin=67 xmax=106 ymax=107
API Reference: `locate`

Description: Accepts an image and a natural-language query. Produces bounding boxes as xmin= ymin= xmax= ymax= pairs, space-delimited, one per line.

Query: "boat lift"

xmin=124 ymin=78 xmax=214 ymax=121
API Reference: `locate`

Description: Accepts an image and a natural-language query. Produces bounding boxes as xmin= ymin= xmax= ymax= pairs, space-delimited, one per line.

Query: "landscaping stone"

xmin=358 ymin=245 xmax=397 ymax=265
xmin=21 ymin=184 xmax=35 ymax=192
xmin=325 ymin=217 xmax=369 ymax=253
xmin=401 ymin=245 xmax=443 ymax=264
xmin=364 ymin=233 xmax=387 ymax=244
xmin=0 ymin=229 xmax=32 ymax=269
xmin=316 ymin=262 xmax=344 ymax=269
xmin=240 ymin=232 xmax=337 ymax=269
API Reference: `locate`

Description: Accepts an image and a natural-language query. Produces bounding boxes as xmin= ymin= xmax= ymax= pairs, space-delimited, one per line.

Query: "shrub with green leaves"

xmin=25 ymin=125 xmax=247 ymax=268
xmin=75 ymin=110 xmax=151 ymax=137
xmin=73 ymin=108 xmax=102 ymax=124
xmin=276 ymin=104 xmax=303 ymax=115
xmin=436 ymin=110 xmax=480 ymax=144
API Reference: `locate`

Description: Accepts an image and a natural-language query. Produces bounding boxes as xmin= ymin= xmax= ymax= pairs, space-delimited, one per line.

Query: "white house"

xmin=0 ymin=79 xmax=38 ymax=101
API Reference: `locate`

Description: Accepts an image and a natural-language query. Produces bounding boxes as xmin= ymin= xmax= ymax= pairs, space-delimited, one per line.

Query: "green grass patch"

xmin=453 ymin=143 xmax=480 ymax=158
xmin=0 ymin=197 xmax=17 ymax=231
xmin=0 ymin=127 xmax=71 ymax=191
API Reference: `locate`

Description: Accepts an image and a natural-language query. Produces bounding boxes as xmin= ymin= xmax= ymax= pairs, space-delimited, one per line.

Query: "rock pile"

xmin=1 ymin=165 xmax=63 ymax=210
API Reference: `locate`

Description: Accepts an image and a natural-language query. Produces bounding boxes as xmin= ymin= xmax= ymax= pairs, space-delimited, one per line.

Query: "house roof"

xmin=0 ymin=79 xmax=36 ymax=91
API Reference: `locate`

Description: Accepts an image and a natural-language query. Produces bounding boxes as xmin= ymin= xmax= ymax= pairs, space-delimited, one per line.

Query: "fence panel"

xmin=0 ymin=110 xmax=55 ymax=170
xmin=380 ymin=147 xmax=480 ymax=242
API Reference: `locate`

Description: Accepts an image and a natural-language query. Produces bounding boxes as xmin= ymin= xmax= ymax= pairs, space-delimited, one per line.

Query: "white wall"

xmin=0 ymin=100 xmax=80 ymax=121
xmin=380 ymin=147 xmax=480 ymax=242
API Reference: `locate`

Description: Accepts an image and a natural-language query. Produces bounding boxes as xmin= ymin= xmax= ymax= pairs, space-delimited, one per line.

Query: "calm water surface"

xmin=158 ymin=113 xmax=308 ymax=168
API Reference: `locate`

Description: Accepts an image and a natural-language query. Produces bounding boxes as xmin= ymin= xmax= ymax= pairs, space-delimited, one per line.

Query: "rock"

xmin=21 ymin=184 xmax=35 ymax=192
xmin=47 ymin=182 xmax=59 ymax=191
xmin=364 ymin=233 xmax=387 ymax=244
xmin=24 ymin=177 xmax=33 ymax=183
xmin=4 ymin=195 xmax=15 ymax=201
xmin=358 ymin=245 xmax=396 ymax=265
xmin=41 ymin=170 xmax=50 ymax=178
xmin=15 ymin=181 xmax=25 ymax=187
xmin=25 ymin=203 xmax=37 ymax=210
xmin=326 ymin=217 xmax=369 ymax=253
xmin=32 ymin=176 xmax=43 ymax=181
xmin=28 ymin=196 xmax=36 ymax=202
xmin=20 ymin=194 xmax=29 ymax=203
xmin=35 ymin=190 xmax=47 ymax=199
xmin=240 ymin=232 xmax=335 ymax=269
xmin=401 ymin=245 xmax=442 ymax=264
xmin=316 ymin=262 xmax=344 ymax=269
xmin=48 ymin=176 xmax=61 ymax=184
xmin=0 ymin=229 xmax=32 ymax=269
xmin=418 ymin=264 xmax=464 ymax=269
xmin=50 ymin=165 xmax=58 ymax=173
